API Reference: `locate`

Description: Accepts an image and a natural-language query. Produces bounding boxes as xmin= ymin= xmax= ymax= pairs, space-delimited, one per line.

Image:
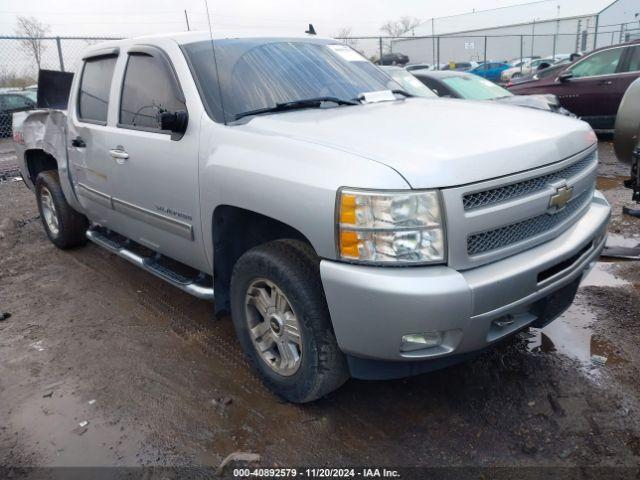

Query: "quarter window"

xmin=119 ymin=53 xmax=186 ymax=131
xmin=78 ymin=56 xmax=117 ymax=123
xmin=569 ymin=48 xmax=623 ymax=78
xmin=625 ymin=46 xmax=640 ymax=73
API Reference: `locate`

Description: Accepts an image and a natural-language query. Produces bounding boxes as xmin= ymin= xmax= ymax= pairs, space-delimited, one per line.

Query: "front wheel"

xmin=230 ymin=240 xmax=349 ymax=403
xmin=35 ymin=171 xmax=89 ymax=249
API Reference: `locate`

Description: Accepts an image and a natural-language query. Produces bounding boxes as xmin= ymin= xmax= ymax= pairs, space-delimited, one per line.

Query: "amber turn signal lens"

xmin=339 ymin=194 xmax=357 ymax=225
xmin=340 ymin=230 xmax=359 ymax=258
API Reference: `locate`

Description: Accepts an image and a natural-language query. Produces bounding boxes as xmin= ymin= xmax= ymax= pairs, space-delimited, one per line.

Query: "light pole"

xmin=553 ymin=5 xmax=560 ymax=59
xmin=531 ymin=18 xmax=537 ymax=58
xmin=431 ymin=18 xmax=436 ymax=67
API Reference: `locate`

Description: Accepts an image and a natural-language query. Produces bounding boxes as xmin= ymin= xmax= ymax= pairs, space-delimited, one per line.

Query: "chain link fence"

xmin=337 ymin=27 xmax=640 ymax=66
xmin=0 ymin=28 xmax=638 ymax=170
xmin=0 ymin=36 xmax=121 ymax=139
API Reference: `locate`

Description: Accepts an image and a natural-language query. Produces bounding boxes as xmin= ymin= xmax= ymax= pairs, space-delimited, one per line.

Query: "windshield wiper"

xmin=235 ymin=97 xmax=359 ymax=121
xmin=391 ymin=89 xmax=414 ymax=98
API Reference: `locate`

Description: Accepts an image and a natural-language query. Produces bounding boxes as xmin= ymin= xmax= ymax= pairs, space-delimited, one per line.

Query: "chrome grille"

xmin=467 ymin=189 xmax=593 ymax=256
xmin=463 ymin=151 xmax=596 ymax=211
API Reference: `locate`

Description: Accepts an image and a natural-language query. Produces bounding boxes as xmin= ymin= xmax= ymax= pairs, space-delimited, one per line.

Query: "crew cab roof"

xmin=81 ymin=30 xmax=336 ymax=58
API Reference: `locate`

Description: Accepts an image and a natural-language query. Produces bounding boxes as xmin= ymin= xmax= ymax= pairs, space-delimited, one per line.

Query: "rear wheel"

xmin=230 ymin=240 xmax=349 ymax=403
xmin=35 ymin=171 xmax=88 ymax=249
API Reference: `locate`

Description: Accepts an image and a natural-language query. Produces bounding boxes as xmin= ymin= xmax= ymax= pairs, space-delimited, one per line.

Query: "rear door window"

xmin=569 ymin=48 xmax=624 ymax=78
xmin=78 ymin=56 xmax=117 ymax=124
xmin=624 ymin=46 xmax=640 ymax=73
xmin=119 ymin=53 xmax=186 ymax=131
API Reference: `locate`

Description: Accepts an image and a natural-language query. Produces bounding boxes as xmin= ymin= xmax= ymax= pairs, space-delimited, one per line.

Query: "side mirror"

xmin=158 ymin=110 xmax=188 ymax=137
xmin=558 ymin=72 xmax=573 ymax=82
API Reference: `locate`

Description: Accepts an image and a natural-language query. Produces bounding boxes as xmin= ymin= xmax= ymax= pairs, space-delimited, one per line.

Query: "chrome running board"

xmin=86 ymin=228 xmax=214 ymax=301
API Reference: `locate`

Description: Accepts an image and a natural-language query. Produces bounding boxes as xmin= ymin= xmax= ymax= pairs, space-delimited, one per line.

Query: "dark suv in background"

xmin=379 ymin=52 xmax=410 ymax=66
xmin=508 ymin=40 xmax=640 ymax=130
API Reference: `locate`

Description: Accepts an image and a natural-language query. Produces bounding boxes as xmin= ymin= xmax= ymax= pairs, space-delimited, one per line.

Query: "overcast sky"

xmin=1 ymin=0 xmax=545 ymax=38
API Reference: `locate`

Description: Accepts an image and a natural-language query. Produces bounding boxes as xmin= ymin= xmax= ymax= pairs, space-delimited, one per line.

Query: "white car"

xmin=501 ymin=56 xmax=560 ymax=82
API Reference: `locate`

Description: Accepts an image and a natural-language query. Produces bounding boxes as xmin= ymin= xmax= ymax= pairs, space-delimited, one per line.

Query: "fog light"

xmin=400 ymin=332 xmax=444 ymax=352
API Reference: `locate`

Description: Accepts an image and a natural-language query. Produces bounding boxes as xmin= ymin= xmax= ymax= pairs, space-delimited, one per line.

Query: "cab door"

xmin=67 ymin=50 xmax=119 ymax=226
xmin=103 ymin=44 xmax=206 ymax=271
xmin=554 ymin=46 xmax=626 ymax=129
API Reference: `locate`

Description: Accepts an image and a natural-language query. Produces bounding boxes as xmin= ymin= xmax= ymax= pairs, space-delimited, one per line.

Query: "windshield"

xmin=383 ymin=69 xmax=437 ymax=98
xmin=22 ymin=91 xmax=37 ymax=102
xmin=183 ymin=39 xmax=397 ymax=122
xmin=442 ymin=75 xmax=512 ymax=100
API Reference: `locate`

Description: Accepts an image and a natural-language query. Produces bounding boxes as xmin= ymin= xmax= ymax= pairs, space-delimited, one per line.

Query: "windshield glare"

xmin=442 ymin=75 xmax=512 ymax=100
xmin=184 ymin=39 xmax=397 ymax=122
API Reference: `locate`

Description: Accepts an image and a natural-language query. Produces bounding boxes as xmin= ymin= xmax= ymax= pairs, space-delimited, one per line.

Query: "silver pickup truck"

xmin=13 ymin=32 xmax=610 ymax=403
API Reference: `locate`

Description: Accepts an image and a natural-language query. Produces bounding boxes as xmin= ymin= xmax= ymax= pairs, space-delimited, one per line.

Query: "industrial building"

xmin=392 ymin=0 xmax=640 ymax=65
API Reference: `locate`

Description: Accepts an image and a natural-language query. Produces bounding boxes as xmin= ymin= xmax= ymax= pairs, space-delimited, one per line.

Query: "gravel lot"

xmin=1 ymin=140 xmax=640 ymax=477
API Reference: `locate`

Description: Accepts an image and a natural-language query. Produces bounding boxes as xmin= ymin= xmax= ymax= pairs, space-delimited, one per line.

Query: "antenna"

xmin=305 ymin=24 xmax=316 ymax=35
xmin=204 ymin=0 xmax=227 ymax=124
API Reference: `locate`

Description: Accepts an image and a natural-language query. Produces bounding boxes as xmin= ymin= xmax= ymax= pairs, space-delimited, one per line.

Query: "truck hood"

xmin=239 ymin=97 xmax=596 ymax=188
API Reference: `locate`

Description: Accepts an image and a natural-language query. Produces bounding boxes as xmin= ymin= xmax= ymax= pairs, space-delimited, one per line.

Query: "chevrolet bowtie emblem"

xmin=549 ymin=185 xmax=574 ymax=210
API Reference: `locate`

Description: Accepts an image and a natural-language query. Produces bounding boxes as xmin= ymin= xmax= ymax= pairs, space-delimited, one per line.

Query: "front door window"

xmin=569 ymin=48 xmax=624 ymax=78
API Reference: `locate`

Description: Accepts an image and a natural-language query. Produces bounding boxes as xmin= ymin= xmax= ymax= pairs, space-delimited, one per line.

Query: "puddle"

xmin=527 ymin=262 xmax=629 ymax=369
xmin=597 ymin=175 xmax=627 ymax=191
xmin=528 ymin=305 xmax=596 ymax=365
xmin=528 ymin=306 xmax=627 ymax=370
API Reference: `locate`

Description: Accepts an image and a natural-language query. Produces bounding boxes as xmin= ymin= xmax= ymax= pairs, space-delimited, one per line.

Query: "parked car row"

xmin=500 ymin=55 xmax=573 ymax=83
xmin=508 ymin=40 xmax=640 ymax=130
xmin=391 ymin=39 xmax=640 ymax=131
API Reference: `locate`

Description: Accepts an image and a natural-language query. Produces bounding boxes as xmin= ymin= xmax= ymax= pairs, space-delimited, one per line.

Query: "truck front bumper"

xmin=320 ymin=191 xmax=610 ymax=379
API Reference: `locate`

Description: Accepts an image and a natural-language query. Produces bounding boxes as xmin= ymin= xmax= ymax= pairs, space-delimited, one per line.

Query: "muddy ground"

xmin=1 ymin=140 xmax=640 ymax=477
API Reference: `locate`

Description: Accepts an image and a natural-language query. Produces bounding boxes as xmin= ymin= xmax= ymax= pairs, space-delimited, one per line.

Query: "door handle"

xmin=598 ymin=80 xmax=613 ymax=86
xmin=71 ymin=136 xmax=86 ymax=148
xmin=109 ymin=148 xmax=129 ymax=163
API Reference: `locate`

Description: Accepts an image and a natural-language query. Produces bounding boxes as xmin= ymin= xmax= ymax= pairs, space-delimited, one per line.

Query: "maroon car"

xmin=508 ymin=40 xmax=640 ymax=131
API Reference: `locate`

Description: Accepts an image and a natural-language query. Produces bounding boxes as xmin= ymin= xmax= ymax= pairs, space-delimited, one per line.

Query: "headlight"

xmin=336 ymin=188 xmax=446 ymax=265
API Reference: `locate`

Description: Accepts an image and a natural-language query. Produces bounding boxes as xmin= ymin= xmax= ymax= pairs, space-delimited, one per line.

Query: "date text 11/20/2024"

xmin=233 ymin=468 xmax=401 ymax=477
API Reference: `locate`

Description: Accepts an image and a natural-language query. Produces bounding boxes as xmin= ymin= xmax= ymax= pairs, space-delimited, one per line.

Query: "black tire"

xmin=230 ymin=239 xmax=349 ymax=403
xmin=35 ymin=170 xmax=89 ymax=249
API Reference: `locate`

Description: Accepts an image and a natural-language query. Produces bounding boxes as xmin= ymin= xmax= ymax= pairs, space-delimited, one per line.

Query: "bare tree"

xmin=0 ymin=71 xmax=36 ymax=88
xmin=15 ymin=16 xmax=50 ymax=71
xmin=335 ymin=27 xmax=358 ymax=49
xmin=380 ymin=16 xmax=421 ymax=37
